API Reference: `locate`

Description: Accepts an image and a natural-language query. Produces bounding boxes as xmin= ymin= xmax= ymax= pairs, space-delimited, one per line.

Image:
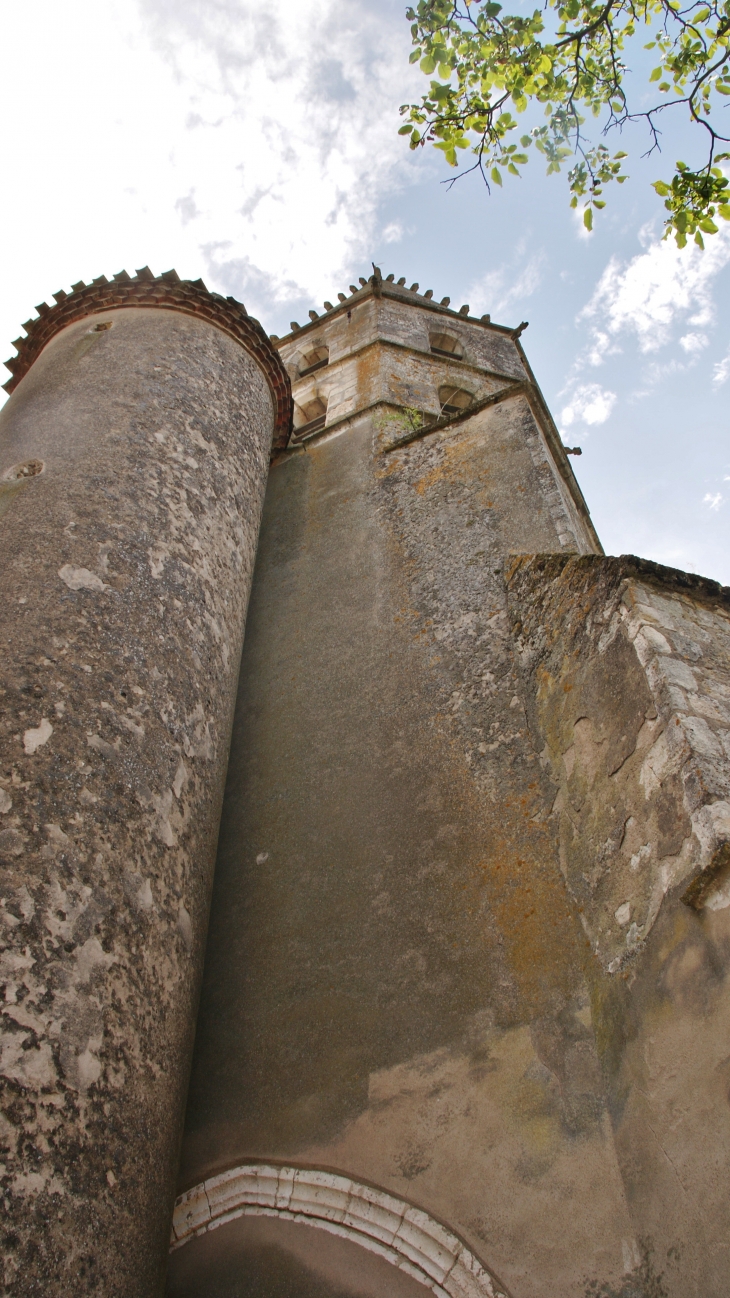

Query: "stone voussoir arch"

xmin=2 ymin=266 xmax=293 ymax=450
xmin=171 ymin=1162 xmax=511 ymax=1298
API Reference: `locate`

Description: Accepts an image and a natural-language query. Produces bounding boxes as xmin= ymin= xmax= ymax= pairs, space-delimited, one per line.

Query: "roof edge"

xmin=273 ymin=272 xmax=526 ymax=347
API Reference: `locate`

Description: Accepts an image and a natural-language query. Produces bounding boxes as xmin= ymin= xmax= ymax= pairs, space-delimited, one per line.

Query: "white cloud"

xmin=382 ymin=222 xmax=404 ymax=244
xmin=679 ymin=332 xmax=709 ymax=354
xmin=136 ymin=0 xmax=423 ymax=307
xmin=468 ymin=251 xmax=546 ymax=322
xmin=580 ymin=227 xmax=730 ymax=354
xmin=0 ymin=0 xmax=422 ymax=370
xmin=714 ymin=346 xmax=730 ymax=386
xmin=704 ymin=493 xmax=724 ymax=511
xmin=583 ymin=329 xmax=620 ymax=367
xmin=560 ymin=383 xmax=617 ymax=428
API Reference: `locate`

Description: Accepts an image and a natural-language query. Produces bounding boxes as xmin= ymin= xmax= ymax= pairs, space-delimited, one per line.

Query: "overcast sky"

xmin=1 ymin=0 xmax=728 ymax=581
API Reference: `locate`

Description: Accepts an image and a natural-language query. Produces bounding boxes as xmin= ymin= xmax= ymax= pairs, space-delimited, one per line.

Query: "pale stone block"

xmin=448 ymin=1249 xmax=505 ymax=1298
xmin=680 ymin=714 xmax=724 ymax=760
xmin=288 ymin=1168 xmax=352 ymax=1222
xmin=274 ymin=1165 xmax=296 ymax=1209
xmin=394 ymin=1208 xmax=460 ymax=1280
xmin=171 ymin=1185 xmax=210 ymax=1240
xmin=343 ymin=1186 xmax=404 ymax=1245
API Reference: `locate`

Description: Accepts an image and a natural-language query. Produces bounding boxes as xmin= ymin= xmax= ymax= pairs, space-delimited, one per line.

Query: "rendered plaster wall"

xmin=0 ymin=307 xmax=274 ymax=1296
xmin=172 ymin=403 xmax=655 ymax=1298
xmin=506 ymin=554 xmax=730 ymax=1296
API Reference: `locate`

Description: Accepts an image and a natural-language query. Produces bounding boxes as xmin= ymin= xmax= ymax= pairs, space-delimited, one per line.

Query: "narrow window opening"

xmin=430 ymin=332 xmax=464 ymax=360
xmin=439 ymin=385 xmax=474 ymax=416
xmin=292 ymin=395 xmax=328 ymax=441
xmin=299 ymin=344 xmax=329 ymax=377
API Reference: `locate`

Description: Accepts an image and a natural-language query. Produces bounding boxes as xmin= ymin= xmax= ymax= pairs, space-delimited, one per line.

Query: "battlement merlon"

xmin=272 ymin=270 xmax=602 ymax=556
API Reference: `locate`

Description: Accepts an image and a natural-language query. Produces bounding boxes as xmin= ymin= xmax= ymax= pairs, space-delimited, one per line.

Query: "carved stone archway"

xmin=171 ymin=1163 xmax=510 ymax=1298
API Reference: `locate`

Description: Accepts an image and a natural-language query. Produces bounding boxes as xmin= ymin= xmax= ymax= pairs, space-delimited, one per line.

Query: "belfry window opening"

xmin=430 ymin=332 xmax=464 ymax=360
xmin=299 ymin=344 xmax=329 ymax=377
xmin=292 ymin=393 xmax=328 ymax=440
xmin=439 ymin=385 xmax=474 ymax=416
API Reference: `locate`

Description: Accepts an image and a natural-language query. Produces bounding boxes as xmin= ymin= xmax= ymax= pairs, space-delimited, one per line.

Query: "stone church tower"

xmin=1 ymin=268 xmax=729 ymax=1298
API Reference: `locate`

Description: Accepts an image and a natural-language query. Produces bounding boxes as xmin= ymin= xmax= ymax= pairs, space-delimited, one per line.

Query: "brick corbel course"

xmin=3 ymin=266 xmax=293 ymax=449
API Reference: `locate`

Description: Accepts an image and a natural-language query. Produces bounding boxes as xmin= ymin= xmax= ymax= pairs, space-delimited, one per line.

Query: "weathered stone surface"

xmin=505 ymin=553 xmax=730 ymax=970
xmin=0 ymin=304 xmax=277 ymax=1295
xmin=506 ymin=551 xmax=730 ymax=1295
xmin=278 ymin=272 xmax=600 ymax=566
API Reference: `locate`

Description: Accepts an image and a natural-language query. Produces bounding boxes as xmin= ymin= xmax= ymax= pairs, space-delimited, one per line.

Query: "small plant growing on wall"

xmin=373 ymin=404 xmax=429 ymax=449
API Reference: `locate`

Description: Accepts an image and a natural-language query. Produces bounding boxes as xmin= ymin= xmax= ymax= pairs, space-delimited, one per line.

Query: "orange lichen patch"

xmin=479 ymin=833 xmax=585 ymax=1019
xmin=414 ymin=457 xmax=449 ymax=496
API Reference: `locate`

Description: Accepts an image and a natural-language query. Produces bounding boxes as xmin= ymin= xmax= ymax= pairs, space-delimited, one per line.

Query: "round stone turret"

xmin=0 ymin=269 xmax=290 ymax=1296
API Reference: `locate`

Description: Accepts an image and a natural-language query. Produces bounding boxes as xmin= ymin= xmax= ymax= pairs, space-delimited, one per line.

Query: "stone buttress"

xmin=0 ymin=270 xmax=290 ymax=1296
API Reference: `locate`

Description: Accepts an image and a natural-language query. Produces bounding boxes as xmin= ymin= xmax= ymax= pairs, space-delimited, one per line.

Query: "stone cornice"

xmin=3 ymin=267 xmax=293 ymax=450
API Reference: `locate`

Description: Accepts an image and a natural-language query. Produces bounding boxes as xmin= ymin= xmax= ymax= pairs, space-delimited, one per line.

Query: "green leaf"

xmin=653 ymin=180 xmax=671 ymax=196
xmin=694 ymin=230 xmax=705 ymax=248
xmin=398 ymin=124 xmax=413 ymax=135
xmin=491 ymin=167 xmax=503 ymax=186
xmin=700 ymin=218 xmax=719 ymax=233
xmin=717 ymin=83 xmax=730 ymax=95
xmin=584 ymin=207 xmax=593 ymax=231
xmin=718 ymin=204 xmax=730 ymax=221
xmin=420 ymin=55 xmax=436 ymax=74
xmin=650 ymin=66 xmax=663 ymax=81
xmin=409 ymin=49 xmax=420 ymax=64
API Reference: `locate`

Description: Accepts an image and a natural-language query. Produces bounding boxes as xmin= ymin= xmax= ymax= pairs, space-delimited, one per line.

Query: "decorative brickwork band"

xmin=3 ymin=266 xmax=292 ymax=448
xmin=171 ymin=1163 xmax=510 ymax=1298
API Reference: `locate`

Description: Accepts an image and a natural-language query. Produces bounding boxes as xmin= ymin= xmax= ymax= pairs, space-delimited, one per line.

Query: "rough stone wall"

xmin=506 ymin=553 xmax=730 ymax=1294
xmin=506 ymin=554 xmax=730 ymax=969
xmin=0 ymin=305 xmax=276 ymax=1296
